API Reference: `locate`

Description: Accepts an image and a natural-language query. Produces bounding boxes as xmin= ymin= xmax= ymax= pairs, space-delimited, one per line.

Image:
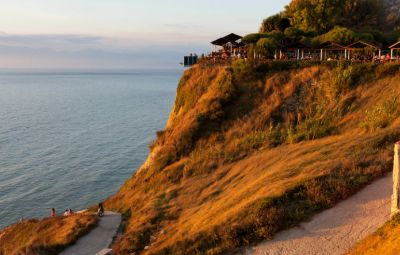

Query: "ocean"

xmin=0 ymin=69 xmax=181 ymax=228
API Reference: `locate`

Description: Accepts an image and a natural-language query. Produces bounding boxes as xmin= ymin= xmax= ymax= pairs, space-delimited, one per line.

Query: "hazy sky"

xmin=0 ymin=0 xmax=290 ymax=69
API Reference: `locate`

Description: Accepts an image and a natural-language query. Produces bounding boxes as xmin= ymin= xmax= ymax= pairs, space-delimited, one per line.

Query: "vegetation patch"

xmin=361 ymin=95 xmax=400 ymax=130
xmin=106 ymin=64 xmax=400 ymax=255
xmin=347 ymin=214 xmax=400 ymax=255
xmin=0 ymin=214 xmax=97 ymax=255
xmin=155 ymin=149 xmax=390 ymax=255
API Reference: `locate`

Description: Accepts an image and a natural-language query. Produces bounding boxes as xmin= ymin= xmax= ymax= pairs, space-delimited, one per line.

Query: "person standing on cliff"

xmin=50 ymin=208 xmax=56 ymax=217
xmin=97 ymin=203 xmax=104 ymax=217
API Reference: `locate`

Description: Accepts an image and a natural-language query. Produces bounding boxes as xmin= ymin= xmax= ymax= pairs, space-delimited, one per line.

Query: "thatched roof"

xmin=211 ymin=33 xmax=242 ymax=46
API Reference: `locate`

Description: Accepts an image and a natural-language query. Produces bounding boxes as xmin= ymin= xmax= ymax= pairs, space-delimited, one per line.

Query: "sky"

xmin=0 ymin=0 xmax=290 ymax=69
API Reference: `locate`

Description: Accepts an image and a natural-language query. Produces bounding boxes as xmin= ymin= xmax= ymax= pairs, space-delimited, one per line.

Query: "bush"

xmin=361 ymin=95 xmax=400 ymax=130
xmin=256 ymin=60 xmax=321 ymax=73
xmin=332 ymin=64 xmax=375 ymax=95
xmin=256 ymin=38 xmax=278 ymax=58
xmin=232 ymin=59 xmax=253 ymax=81
xmin=287 ymin=114 xmax=337 ymax=143
xmin=376 ymin=63 xmax=400 ymax=79
xmin=284 ymin=27 xmax=304 ymax=38
xmin=316 ymin=26 xmax=356 ymax=45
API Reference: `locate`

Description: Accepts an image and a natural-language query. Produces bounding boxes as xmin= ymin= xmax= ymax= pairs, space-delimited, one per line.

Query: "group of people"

xmin=49 ymin=203 xmax=105 ymax=217
xmin=50 ymin=207 xmax=74 ymax=217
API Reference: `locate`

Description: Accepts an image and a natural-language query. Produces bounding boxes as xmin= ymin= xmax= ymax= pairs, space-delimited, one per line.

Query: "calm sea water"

xmin=0 ymin=69 xmax=181 ymax=228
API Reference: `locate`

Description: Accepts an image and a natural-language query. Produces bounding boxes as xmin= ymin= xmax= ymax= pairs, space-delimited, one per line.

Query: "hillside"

xmin=347 ymin=213 xmax=400 ymax=255
xmin=0 ymin=214 xmax=97 ymax=255
xmin=104 ymin=61 xmax=400 ymax=254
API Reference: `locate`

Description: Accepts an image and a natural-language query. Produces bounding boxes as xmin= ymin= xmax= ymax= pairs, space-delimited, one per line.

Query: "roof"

xmin=318 ymin=41 xmax=346 ymax=50
xmin=346 ymin=40 xmax=381 ymax=49
xmin=211 ymin=33 xmax=242 ymax=46
xmin=389 ymin=41 xmax=400 ymax=49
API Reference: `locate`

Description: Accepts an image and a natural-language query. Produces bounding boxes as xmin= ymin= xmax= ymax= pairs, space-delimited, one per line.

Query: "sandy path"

xmin=59 ymin=211 xmax=121 ymax=255
xmin=240 ymin=174 xmax=392 ymax=255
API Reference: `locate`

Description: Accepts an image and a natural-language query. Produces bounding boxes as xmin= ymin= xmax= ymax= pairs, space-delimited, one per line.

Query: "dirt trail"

xmin=59 ymin=211 xmax=121 ymax=255
xmin=240 ymin=174 xmax=392 ymax=255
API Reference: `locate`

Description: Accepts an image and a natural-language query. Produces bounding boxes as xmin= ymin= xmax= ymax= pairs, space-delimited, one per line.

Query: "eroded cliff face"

xmin=138 ymin=67 xmax=231 ymax=174
xmin=106 ymin=62 xmax=400 ymax=255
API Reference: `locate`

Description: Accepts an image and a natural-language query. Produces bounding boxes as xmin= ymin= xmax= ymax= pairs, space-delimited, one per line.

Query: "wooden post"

xmin=391 ymin=49 xmax=394 ymax=60
xmin=392 ymin=142 xmax=400 ymax=217
xmin=320 ymin=49 xmax=323 ymax=61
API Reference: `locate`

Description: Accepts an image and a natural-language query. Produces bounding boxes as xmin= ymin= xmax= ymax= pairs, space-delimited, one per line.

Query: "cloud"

xmin=0 ymin=34 xmax=104 ymax=51
xmin=0 ymin=33 xmax=210 ymax=69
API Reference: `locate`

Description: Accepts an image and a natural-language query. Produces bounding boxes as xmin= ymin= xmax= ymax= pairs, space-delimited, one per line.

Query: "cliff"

xmin=105 ymin=61 xmax=400 ymax=254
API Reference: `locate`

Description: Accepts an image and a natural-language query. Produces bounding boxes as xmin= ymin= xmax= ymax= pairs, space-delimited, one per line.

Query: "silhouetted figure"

xmin=64 ymin=208 xmax=73 ymax=216
xmin=98 ymin=203 xmax=104 ymax=217
xmin=50 ymin=208 xmax=56 ymax=217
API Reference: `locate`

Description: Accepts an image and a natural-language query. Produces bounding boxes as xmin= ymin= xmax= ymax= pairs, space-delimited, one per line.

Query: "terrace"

xmin=187 ymin=35 xmax=398 ymax=67
xmin=389 ymin=41 xmax=400 ymax=62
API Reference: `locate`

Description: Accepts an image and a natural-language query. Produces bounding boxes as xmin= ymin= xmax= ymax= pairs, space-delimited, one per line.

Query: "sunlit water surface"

xmin=0 ymin=70 xmax=181 ymax=228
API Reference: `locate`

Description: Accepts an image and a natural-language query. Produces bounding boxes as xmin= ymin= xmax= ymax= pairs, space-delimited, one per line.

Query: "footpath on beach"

xmin=59 ymin=211 xmax=121 ymax=255
xmin=239 ymin=174 xmax=392 ymax=255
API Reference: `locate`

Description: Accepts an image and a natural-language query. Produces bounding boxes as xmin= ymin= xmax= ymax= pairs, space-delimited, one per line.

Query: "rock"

xmin=144 ymin=246 xmax=149 ymax=250
xmin=150 ymin=235 xmax=157 ymax=241
xmin=160 ymin=229 xmax=166 ymax=234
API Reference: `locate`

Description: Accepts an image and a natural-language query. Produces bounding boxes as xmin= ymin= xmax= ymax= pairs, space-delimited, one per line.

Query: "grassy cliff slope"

xmin=347 ymin=213 xmax=400 ymax=255
xmin=105 ymin=61 xmax=400 ymax=254
xmin=0 ymin=214 xmax=97 ymax=255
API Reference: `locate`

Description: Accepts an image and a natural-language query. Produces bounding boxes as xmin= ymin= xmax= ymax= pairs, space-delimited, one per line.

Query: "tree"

xmin=259 ymin=14 xmax=291 ymax=33
xmin=317 ymin=26 xmax=356 ymax=45
xmin=340 ymin=0 xmax=384 ymax=29
xmin=242 ymin=33 xmax=261 ymax=44
xmin=284 ymin=27 xmax=304 ymax=38
xmin=283 ymin=0 xmax=394 ymax=33
xmin=256 ymin=38 xmax=278 ymax=58
xmin=284 ymin=0 xmax=343 ymax=32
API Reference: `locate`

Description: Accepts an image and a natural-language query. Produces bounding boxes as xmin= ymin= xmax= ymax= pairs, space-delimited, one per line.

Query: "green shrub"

xmin=317 ymin=26 xmax=356 ymax=45
xmin=376 ymin=63 xmax=400 ymax=79
xmin=336 ymin=64 xmax=374 ymax=89
xmin=256 ymin=60 xmax=321 ymax=73
xmin=361 ymin=95 xmax=400 ymax=130
xmin=232 ymin=59 xmax=253 ymax=81
xmin=239 ymin=131 xmax=269 ymax=151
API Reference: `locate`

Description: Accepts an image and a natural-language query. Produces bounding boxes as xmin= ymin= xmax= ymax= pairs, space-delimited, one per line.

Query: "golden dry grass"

xmin=347 ymin=214 xmax=400 ymax=255
xmin=104 ymin=63 xmax=400 ymax=254
xmin=0 ymin=214 xmax=97 ymax=255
